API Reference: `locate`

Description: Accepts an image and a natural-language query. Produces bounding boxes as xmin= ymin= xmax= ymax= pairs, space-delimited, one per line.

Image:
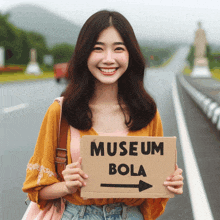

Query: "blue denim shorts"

xmin=61 ymin=202 xmax=144 ymax=220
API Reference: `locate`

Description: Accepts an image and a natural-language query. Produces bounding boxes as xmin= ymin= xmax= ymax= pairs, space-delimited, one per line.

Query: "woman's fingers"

xmin=62 ymin=158 xmax=89 ymax=194
xmin=166 ymin=165 xmax=183 ymax=180
xmin=64 ymin=174 xmax=87 ymax=185
xmin=63 ymin=172 xmax=87 ymax=194
xmin=164 ymin=164 xmax=184 ymax=194
xmin=77 ymin=157 xmax=82 ymax=165
xmin=68 ymin=157 xmax=82 ymax=168
xmin=174 ymin=168 xmax=183 ymax=175
xmin=66 ymin=161 xmax=81 ymax=169
xmin=169 ymin=168 xmax=183 ymax=177
xmin=63 ymin=167 xmax=88 ymax=179
xmin=65 ymin=180 xmax=83 ymax=194
xmin=167 ymin=174 xmax=184 ymax=182
xmin=63 ymin=158 xmax=88 ymax=179
xmin=167 ymin=186 xmax=183 ymax=194
xmin=164 ymin=180 xmax=183 ymax=186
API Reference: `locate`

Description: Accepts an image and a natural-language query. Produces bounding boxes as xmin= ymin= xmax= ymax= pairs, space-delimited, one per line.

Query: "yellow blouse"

xmin=22 ymin=101 xmax=169 ymax=220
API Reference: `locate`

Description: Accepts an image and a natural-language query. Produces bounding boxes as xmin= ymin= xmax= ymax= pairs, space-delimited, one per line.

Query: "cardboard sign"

xmin=80 ymin=136 xmax=176 ymax=199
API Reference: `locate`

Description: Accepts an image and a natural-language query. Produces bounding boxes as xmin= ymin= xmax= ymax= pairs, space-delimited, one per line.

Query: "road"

xmin=0 ymin=47 xmax=219 ymax=219
xmin=145 ymin=47 xmax=194 ymax=220
xmin=0 ymin=79 xmax=66 ymax=219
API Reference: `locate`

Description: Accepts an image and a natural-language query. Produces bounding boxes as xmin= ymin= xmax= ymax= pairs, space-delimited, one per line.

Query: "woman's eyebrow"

xmin=114 ymin=42 xmax=125 ymax=45
xmin=95 ymin=42 xmax=125 ymax=45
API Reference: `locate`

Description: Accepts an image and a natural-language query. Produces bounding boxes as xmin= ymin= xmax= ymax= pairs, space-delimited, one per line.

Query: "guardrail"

xmin=178 ymin=74 xmax=220 ymax=130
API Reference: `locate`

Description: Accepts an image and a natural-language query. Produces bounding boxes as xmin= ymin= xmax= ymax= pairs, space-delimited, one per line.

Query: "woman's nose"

xmin=102 ymin=51 xmax=115 ymax=64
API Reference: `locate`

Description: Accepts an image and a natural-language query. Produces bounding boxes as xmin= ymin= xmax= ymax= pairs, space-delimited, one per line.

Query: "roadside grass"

xmin=159 ymin=53 xmax=176 ymax=67
xmin=183 ymin=66 xmax=220 ymax=81
xmin=0 ymin=71 xmax=54 ymax=84
xmin=149 ymin=53 xmax=175 ymax=69
xmin=182 ymin=66 xmax=192 ymax=75
xmin=211 ymin=69 xmax=220 ymax=81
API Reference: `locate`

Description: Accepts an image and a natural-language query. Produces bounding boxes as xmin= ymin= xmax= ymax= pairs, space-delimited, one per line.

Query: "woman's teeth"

xmin=100 ymin=68 xmax=117 ymax=73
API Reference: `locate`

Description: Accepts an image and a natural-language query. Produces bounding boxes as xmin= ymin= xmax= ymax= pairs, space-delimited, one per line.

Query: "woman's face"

xmin=87 ymin=26 xmax=129 ymax=85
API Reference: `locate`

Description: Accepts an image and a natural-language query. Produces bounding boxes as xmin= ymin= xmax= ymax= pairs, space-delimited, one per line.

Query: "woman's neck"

xmin=90 ymin=81 xmax=119 ymax=105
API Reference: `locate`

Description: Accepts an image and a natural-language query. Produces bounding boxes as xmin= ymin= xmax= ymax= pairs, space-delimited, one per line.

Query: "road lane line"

xmin=2 ymin=103 xmax=29 ymax=113
xmin=172 ymin=76 xmax=214 ymax=220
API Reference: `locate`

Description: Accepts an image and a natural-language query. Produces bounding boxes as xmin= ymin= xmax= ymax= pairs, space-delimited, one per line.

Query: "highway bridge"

xmin=0 ymin=47 xmax=219 ymax=220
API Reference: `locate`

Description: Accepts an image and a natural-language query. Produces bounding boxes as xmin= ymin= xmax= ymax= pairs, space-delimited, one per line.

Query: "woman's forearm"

xmin=39 ymin=182 xmax=69 ymax=200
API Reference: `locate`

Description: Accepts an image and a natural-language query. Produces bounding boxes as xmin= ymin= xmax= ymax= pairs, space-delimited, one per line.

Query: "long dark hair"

xmin=61 ymin=10 xmax=157 ymax=131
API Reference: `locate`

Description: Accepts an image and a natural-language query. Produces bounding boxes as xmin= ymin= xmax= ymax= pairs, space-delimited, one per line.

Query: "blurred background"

xmin=0 ymin=1 xmax=220 ymax=219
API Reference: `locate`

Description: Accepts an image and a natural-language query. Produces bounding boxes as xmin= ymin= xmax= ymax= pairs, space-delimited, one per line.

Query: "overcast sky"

xmin=1 ymin=0 xmax=220 ymax=45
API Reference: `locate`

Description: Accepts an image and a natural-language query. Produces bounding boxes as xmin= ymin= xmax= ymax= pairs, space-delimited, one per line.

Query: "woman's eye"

xmin=115 ymin=47 xmax=125 ymax=51
xmin=93 ymin=47 xmax=102 ymax=51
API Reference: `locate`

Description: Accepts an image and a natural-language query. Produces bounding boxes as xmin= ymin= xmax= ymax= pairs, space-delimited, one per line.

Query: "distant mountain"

xmin=6 ymin=3 xmax=183 ymax=50
xmin=7 ymin=4 xmax=81 ymax=48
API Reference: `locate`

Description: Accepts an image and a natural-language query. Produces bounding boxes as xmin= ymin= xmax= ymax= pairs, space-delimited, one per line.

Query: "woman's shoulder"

xmin=45 ymin=97 xmax=62 ymax=118
xmin=149 ymin=109 xmax=163 ymax=136
xmin=153 ymin=109 xmax=161 ymax=121
xmin=148 ymin=109 xmax=162 ymax=126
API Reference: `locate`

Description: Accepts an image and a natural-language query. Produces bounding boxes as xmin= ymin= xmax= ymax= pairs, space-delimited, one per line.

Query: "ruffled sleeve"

xmin=22 ymin=101 xmax=61 ymax=209
xmin=140 ymin=109 xmax=169 ymax=219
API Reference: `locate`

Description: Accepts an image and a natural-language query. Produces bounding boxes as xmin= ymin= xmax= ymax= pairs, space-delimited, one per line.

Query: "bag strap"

xmin=54 ymin=98 xmax=69 ymax=181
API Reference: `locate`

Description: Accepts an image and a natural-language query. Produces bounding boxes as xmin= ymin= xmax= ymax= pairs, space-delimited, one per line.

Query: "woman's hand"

xmin=62 ymin=157 xmax=88 ymax=194
xmin=163 ymin=164 xmax=184 ymax=194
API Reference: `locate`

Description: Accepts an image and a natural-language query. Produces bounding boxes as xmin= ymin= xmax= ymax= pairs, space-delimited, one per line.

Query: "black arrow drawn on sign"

xmin=100 ymin=180 xmax=153 ymax=192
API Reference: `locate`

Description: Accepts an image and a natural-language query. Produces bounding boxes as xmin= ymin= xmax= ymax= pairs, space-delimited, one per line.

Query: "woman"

xmin=23 ymin=10 xmax=183 ymax=219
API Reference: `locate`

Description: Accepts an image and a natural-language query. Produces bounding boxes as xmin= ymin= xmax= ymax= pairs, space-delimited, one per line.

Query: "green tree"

xmin=18 ymin=30 xmax=31 ymax=64
xmin=206 ymin=45 xmax=213 ymax=69
xmin=26 ymin=31 xmax=49 ymax=64
xmin=209 ymin=51 xmax=220 ymax=69
xmin=51 ymin=43 xmax=75 ymax=64
xmin=0 ymin=13 xmax=34 ymax=65
xmin=187 ymin=45 xmax=195 ymax=69
xmin=0 ymin=12 xmax=18 ymax=64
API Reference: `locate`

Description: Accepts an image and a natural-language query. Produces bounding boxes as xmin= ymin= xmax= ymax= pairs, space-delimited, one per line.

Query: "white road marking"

xmin=172 ymin=76 xmax=214 ymax=220
xmin=2 ymin=103 xmax=29 ymax=113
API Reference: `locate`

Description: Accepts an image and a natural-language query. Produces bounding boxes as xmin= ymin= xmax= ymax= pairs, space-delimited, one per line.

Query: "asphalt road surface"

xmin=0 ymin=47 xmax=219 ymax=219
xmin=0 ymin=79 xmax=67 ymax=219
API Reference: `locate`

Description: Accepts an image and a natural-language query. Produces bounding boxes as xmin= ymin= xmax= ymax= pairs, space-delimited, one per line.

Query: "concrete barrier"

xmin=217 ymin=118 xmax=220 ymax=130
xmin=207 ymin=102 xmax=218 ymax=118
xmin=202 ymin=98 xmax=212 ymax=114
xmin=212 ymin=107 xmax=220 ymax=124
xmin=178 ymin=74 xmax=220 ymax=131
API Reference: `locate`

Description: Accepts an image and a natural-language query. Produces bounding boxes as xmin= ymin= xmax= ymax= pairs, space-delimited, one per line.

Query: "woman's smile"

xmin=98 ymin=67 xmax=119 ymax=75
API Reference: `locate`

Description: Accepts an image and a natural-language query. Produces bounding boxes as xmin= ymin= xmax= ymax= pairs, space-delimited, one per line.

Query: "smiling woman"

xmin=61 ymin=10 xmax=153 ymax=131
xmin=22 ymin=10 xmax=184 ymax=220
